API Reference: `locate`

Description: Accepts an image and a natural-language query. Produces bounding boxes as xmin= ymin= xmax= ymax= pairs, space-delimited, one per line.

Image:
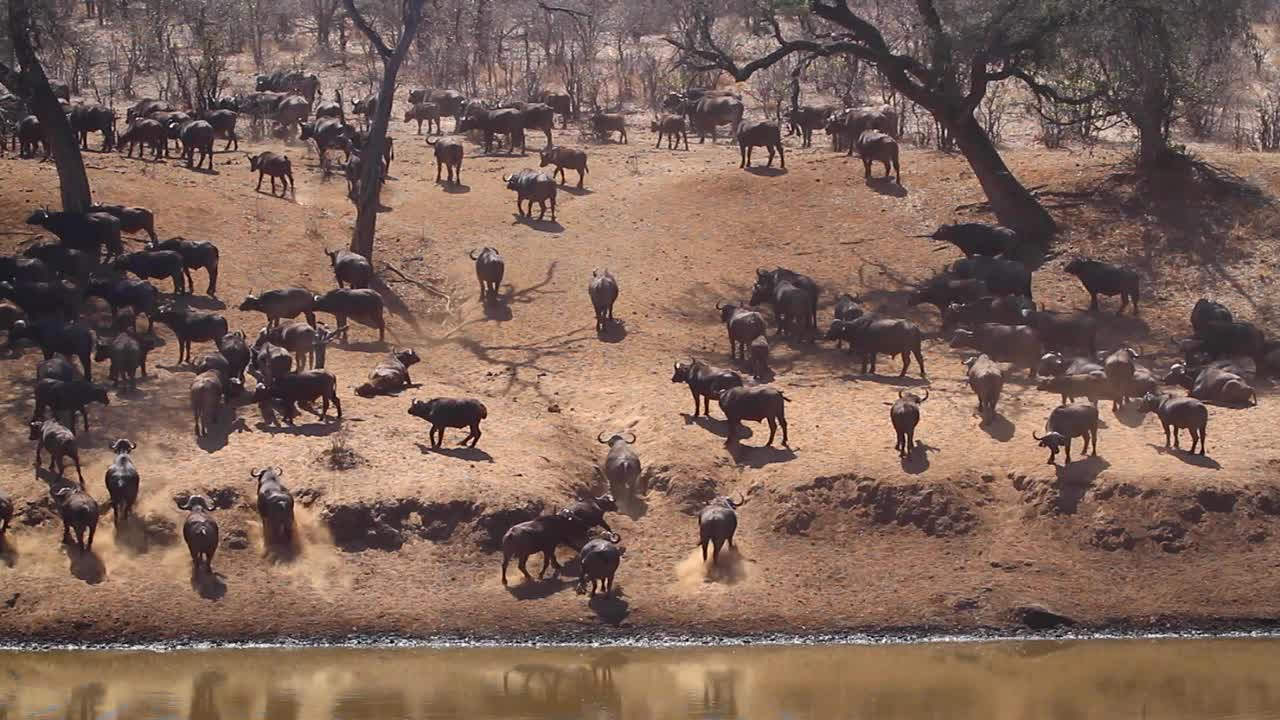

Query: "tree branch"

xmin=536 ymin=1 xmax=589 ymax=20
xmin=1004 ymin=66 xmax=1106 ymax=106
xmin=342 ymin=0 xmax=392 ymax=58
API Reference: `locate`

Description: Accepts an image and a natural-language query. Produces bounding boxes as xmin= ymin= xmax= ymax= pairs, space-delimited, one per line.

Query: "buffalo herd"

xmin=0 ymin=71 xmax=1269 ymax=608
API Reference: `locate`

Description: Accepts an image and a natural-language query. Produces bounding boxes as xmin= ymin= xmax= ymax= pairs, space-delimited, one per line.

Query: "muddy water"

xmin=4 ymin=637 xmax=1280 ymax=719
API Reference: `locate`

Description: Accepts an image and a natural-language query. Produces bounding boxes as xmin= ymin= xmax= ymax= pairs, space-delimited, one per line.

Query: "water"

xmin=4 ymin=637 xmax=1280 ymax=719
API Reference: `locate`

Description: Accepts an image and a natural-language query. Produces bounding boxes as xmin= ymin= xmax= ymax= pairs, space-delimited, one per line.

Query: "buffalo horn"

xmin=604 ymin=531 xmax=621 ymax=543
xmin=623 ymin=431 xmax=636 ymax=444
xmin=597 ymin=431 xmax=609 ymax=444
xmin=1031 ymin=431 xmax=1043 ymax=440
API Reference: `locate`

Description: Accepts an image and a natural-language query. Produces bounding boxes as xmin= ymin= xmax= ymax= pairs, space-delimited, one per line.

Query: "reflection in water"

xmin=5 ymin=638 xmax=1280 ymax=719
xmin=189 ymin=671 xmax=222 ymax=720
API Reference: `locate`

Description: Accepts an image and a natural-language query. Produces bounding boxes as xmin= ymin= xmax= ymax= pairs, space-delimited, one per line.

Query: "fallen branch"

xmin=381 ymin=261 xmax=450 ymax=298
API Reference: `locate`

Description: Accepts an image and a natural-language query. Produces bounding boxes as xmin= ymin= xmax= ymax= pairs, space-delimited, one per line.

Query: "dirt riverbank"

xmin=2 ymin=119 xmax=1280 ymax=644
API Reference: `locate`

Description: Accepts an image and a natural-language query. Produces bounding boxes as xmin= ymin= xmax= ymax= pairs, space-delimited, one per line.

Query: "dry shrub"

xmin=320 ymin=429 xmax=365 ymax=471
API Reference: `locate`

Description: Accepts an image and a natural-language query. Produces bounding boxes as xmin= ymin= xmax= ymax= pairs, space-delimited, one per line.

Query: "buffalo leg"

xmin=765 ymin=417 xmax=777 ymax=446
xmin=463 ymin=423 xmax=481 ymax=447
xmin=899 ymin=351 xmax=910 ymax=377
xmin=766 ymin=146 xmax=774 ymax=167
xmin=1090 ymin=429 xmax=1098 ymax=456
xmin=62 ymin=519 xmax=72 ymax=545
xmin=701 ymin=538 xmax=709 ymax=562
xmin=863 ymin=159 xmax=872 ymax=178
xmin=1063 ymin=440 xmax=1072 ymax=465
xmin=86 ymin=520 xmax=96 ymax=551
xmin=690 ymin=389 xmax=701 ymax=417
xmin=907 ymin=428 xmax=915 ymax=456
xmin=777 ymin=144 xmax=785 ymax=169
xmin=1118 ymin=294 xmax=1129 ymax=316
xmin=1163 ymin=422 xmax=1172 ymax=447
xmin=501 ymin=551 xmax=511 ymax=584
xmin=1089 ymin=292 xmax=1099 ymax=312
xmin=712 ymin=538 xmax=724 ymax=564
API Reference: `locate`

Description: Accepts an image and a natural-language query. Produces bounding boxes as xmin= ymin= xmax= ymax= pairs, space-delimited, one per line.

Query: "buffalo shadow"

xmin=483 ymin=296 xmax=514 ymax=322
xmin=112 ymin=513 xmax=155 ymax=555
xmin=743 ymin=166 xmax=786 ymax=177
xmin=866 ymin=177 xmax=907 ymax=197
xmin=728 ymin=442 xmax=796 ymax=468
xmin=979 ymin=412 xmax=1016 ymax=442
xmin=67 ymin=546 xmax=105 ymax=584
xmin=506 ymin=575 xmax=573 ymax=600
xmin=1051 ymin=456 xmax=1111 ymax=512
xmin=1148 ymin=444 xmax=1222 ymax=469
xmin=36 ymin=464 xmax=85 ymax=486
xmin=597 ymin=319 xmax=627 ymax=344
xmin=587 ymin=591 xmax=630 ymax=626
xmin=337 ymin=339 xmax=392 ymax=354
xmin=1113 ymin=404 xmax=1148 ymax=428
xmin=191 ymin=567 xmax=228 ymax=600
xmin=559 ymin=185 xmax=593 ymax=197
xmin=682 ymin=413 xmax=746 ymax=440
xmin=437 ymin=180 xmax=471 ymax=194
xmin=180 ymin=295 xmax=227 ymax=311
xmin=839 ymin=371 xmax=930 ymax=388
xmin=901 ymin=441 xmax=938 ymax=474
xmin=196 ymin=416 xmax=249 ymax=453
xmin=416 ymin=443 xmax=495 ymax=463
xmin=260 ymin=421 xmax=343 ymax=438
xmin=512 ymin=215 xmax=564 ymax=233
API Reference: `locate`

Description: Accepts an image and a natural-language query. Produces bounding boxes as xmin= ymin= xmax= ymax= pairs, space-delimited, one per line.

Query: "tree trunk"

xmin=950 ymin=113 xmax=1055 ymax=240
xmin=350 ymin=53 xmax=403 ymax=261
xmin=2 ymin=0 xmax=92 ymax=213
xmin=315 ymin=1 xmax=332 ymax=47
xmin=1134 ymin=107 xmax=1170 ymax=169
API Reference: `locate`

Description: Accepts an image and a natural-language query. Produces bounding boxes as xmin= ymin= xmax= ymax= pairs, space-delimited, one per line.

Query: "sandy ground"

xmin=2 ymin=100 xmax=1280 ymax=644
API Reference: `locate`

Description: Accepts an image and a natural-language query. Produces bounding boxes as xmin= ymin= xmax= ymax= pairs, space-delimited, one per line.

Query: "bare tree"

xmin=344 ymin=0 xmax=427 ymax=262
xmin=0 ymin=0 xmax=92 ymax=212
xmin=1052 ymin=0 xmax=1251 ymax=168
xmin=666 ymin=0 xmax=1092 ymax=238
